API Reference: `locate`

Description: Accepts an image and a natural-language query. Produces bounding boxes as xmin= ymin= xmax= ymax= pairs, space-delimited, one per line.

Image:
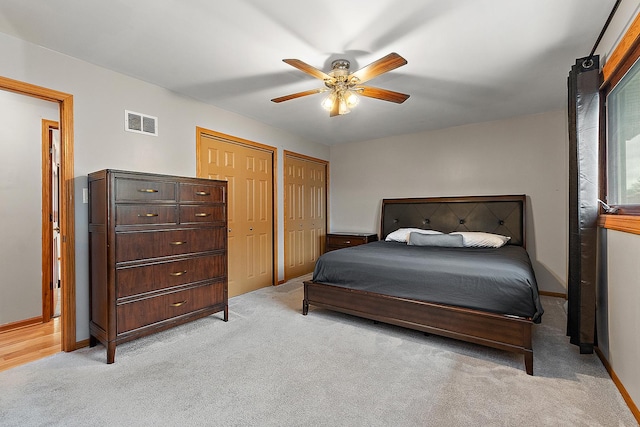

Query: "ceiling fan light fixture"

xmin=345 ymin=90 xmax=359 ymax=109
xmin=338 ymin=93 xmax=350 ymax=115
xmin=324 ymin=90 xmax=358 ymax=115
xmin=322 ymin=92 xmax=337 ymax=111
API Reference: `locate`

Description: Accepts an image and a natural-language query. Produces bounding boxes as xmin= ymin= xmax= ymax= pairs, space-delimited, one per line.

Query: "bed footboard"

xmin=303 ymin=280 xmax=534 ymax=375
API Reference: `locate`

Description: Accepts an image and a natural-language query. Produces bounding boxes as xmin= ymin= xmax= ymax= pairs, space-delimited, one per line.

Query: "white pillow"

xmin=449 ymin=231 xmax=511 ymax=248
xmin=385 ymin=227 xmax=442 ymax=242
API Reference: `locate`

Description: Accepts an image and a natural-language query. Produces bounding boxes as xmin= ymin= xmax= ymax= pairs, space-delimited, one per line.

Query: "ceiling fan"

xmin=271 ymin=52 xmax=410 ymax=117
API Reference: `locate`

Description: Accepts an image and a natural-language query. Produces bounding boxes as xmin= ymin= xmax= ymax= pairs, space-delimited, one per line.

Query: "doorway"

xmin=0 ymin=76 xmax=76 ymax=352
xmin=283 ymin=151 xmax=328 ymax=280
xmin=42 ymin=120 xmax=61 ymax=321
xmin=196 ymin=127 xmax=277 ymax=297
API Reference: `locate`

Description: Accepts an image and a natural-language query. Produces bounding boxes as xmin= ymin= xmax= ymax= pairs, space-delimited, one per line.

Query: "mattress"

xmin=312 ymin=240 xmax=543 ymax=322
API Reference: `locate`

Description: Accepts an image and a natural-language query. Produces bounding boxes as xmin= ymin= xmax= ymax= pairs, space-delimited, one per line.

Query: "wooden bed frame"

xmin=303 ymin=195 xmax=535 ymax=375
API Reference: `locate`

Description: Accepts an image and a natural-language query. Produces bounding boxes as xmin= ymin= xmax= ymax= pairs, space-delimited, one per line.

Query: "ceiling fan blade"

xmin=350 ymin=53 xmax=407 ymax=84
xmin=271 ymin=88 xmax=324 ymax=103
xmin=358 ymin=86 xmax=410 ymax=103
xmin=283 ymin=59 xmax=332 ymax=81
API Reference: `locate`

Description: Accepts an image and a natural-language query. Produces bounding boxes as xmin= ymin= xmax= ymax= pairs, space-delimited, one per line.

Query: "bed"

xmin=303 ymin=195 xmax=543 ymax=375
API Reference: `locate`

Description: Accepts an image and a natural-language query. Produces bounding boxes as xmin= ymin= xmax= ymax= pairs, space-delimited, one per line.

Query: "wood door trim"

xmin=0 ymin=75 xmax=76 ymax=352
xmin=283 ymin=150 xmax=328 ymax=165
xmin=196 ymin=127 xmax=276 ymax=175
xmin=41 ymin=119 xmax=59 ymax=322
xmin=283 ymin=151 xmax=329 ymax=281
xmin=196 ymin=126 xmax=278 ymax=287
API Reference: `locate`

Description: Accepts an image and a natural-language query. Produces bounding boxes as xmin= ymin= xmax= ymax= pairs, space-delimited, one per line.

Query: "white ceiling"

xmin=0 ymin=0 xmax=617 ymax=145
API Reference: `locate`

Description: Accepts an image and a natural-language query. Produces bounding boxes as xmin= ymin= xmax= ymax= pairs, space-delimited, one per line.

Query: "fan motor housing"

xmin=331 ymin=59 xmax=350 ymax=70
xmin=328 ymin=59 xmax=351 ymax=83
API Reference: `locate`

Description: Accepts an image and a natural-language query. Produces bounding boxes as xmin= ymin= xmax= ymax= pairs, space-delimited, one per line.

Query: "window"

xmin=607 ymin=58 xmax=640 ymax=208
xmin=599 ymin=15 xmax=640 ymax=233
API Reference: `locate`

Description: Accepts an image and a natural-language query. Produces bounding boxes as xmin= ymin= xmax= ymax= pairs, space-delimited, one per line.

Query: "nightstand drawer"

xmin=327 ymin=235 xmax=368 ymax=247
xmin=326 ymin=233 xmax=378 ymax=252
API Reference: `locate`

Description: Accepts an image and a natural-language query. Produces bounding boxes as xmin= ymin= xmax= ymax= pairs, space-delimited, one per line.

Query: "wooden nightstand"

xmin=325 ymin=232 xmax=378 ymax=252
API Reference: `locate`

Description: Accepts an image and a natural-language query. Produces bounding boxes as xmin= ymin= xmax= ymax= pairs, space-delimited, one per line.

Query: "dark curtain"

xmin=567 ymin=56 xmax=601 ymax=354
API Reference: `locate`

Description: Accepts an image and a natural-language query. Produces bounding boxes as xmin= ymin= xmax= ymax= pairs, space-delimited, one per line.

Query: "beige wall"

xmin=329 ymin=110 xmax=568 ymax=294
xmin=594 ymin=0 xmax=640 ymax=414
xmin=0 ymin=32 xmax=329 ymax=339
xmin=601 ymin=230 xmax=640 ymax=407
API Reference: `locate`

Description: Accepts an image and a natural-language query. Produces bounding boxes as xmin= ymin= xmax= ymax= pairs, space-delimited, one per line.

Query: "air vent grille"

xmin=125 ymin=110 xmax=158 ymax=136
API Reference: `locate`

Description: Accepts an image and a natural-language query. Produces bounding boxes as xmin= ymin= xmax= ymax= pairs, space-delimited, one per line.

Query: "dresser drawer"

xmin=116 ymin=204 xmax=178 ymax=226
xmin=115 ymin=177 xmax=176 ymax=202
xmin=180 ymin=183 xmax=225 ymax=203
xmin=116 ymin=281 xmax=225 ymax=334
xmin=116 ymin=227 xmax=226 ymax=262
xmin=117 ymin=253 xmax=227 ymax=298
xmin=179 ymin=205 xmax=225 ymax=224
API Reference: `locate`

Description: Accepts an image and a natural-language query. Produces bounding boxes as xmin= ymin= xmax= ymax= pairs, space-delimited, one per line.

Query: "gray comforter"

xmin=312 ymin=240 xmax=543 ymax=323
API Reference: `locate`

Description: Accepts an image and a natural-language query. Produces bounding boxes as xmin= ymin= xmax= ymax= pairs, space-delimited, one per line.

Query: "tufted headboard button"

xmin=499 ymin=220 xmax=505 ymax=225
xmin=459 ymin=219 xmax=465 ymax=224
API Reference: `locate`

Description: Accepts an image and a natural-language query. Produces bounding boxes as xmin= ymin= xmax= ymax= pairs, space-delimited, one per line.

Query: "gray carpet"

xmin=0 ymin=275 xmax=636 ymax=426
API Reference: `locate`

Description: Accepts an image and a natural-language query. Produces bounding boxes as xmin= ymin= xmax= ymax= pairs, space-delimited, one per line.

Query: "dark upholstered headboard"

xmin=381 ymin=195 xmax=526 ymax=247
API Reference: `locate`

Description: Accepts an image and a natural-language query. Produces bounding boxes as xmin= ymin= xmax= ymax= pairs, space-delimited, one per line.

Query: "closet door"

xmin=284 ymin=152 xmax=328 ymax=280
xmin=198 ymin=129 xmax=275 ymax=297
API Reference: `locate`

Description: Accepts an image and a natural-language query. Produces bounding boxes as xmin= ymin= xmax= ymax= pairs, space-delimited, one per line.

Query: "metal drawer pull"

xmin=138 ymin=189 xmax=158 ymax=193
xmin=344 ymin=240 xmax=351 ymax=244
xmin=169 ymin=241 xmax=187 ymax=245
xmin=194 ymin=213 xmax=211 ymax=217
xmin=137 ymin=213 xmax=159 ymax=217
xmin=170 ymin=300 xmax=187 ymax=307
xmin=169 ymin=270 xmax=187 ymax=276
xmin=195 ymin=191 xmax=210 ymax=196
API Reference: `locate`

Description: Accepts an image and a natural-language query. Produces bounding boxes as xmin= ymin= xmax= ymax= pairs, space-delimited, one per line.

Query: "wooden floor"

xmin=0 ymin=318 xmax=61 ymax=372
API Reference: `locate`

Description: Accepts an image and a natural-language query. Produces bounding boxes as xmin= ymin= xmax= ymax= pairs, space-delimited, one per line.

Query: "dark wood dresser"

xmin=325 ymin=232 xmax=378 ymax=252
xmin=88 ymin=169 xmax=228 ymax=363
